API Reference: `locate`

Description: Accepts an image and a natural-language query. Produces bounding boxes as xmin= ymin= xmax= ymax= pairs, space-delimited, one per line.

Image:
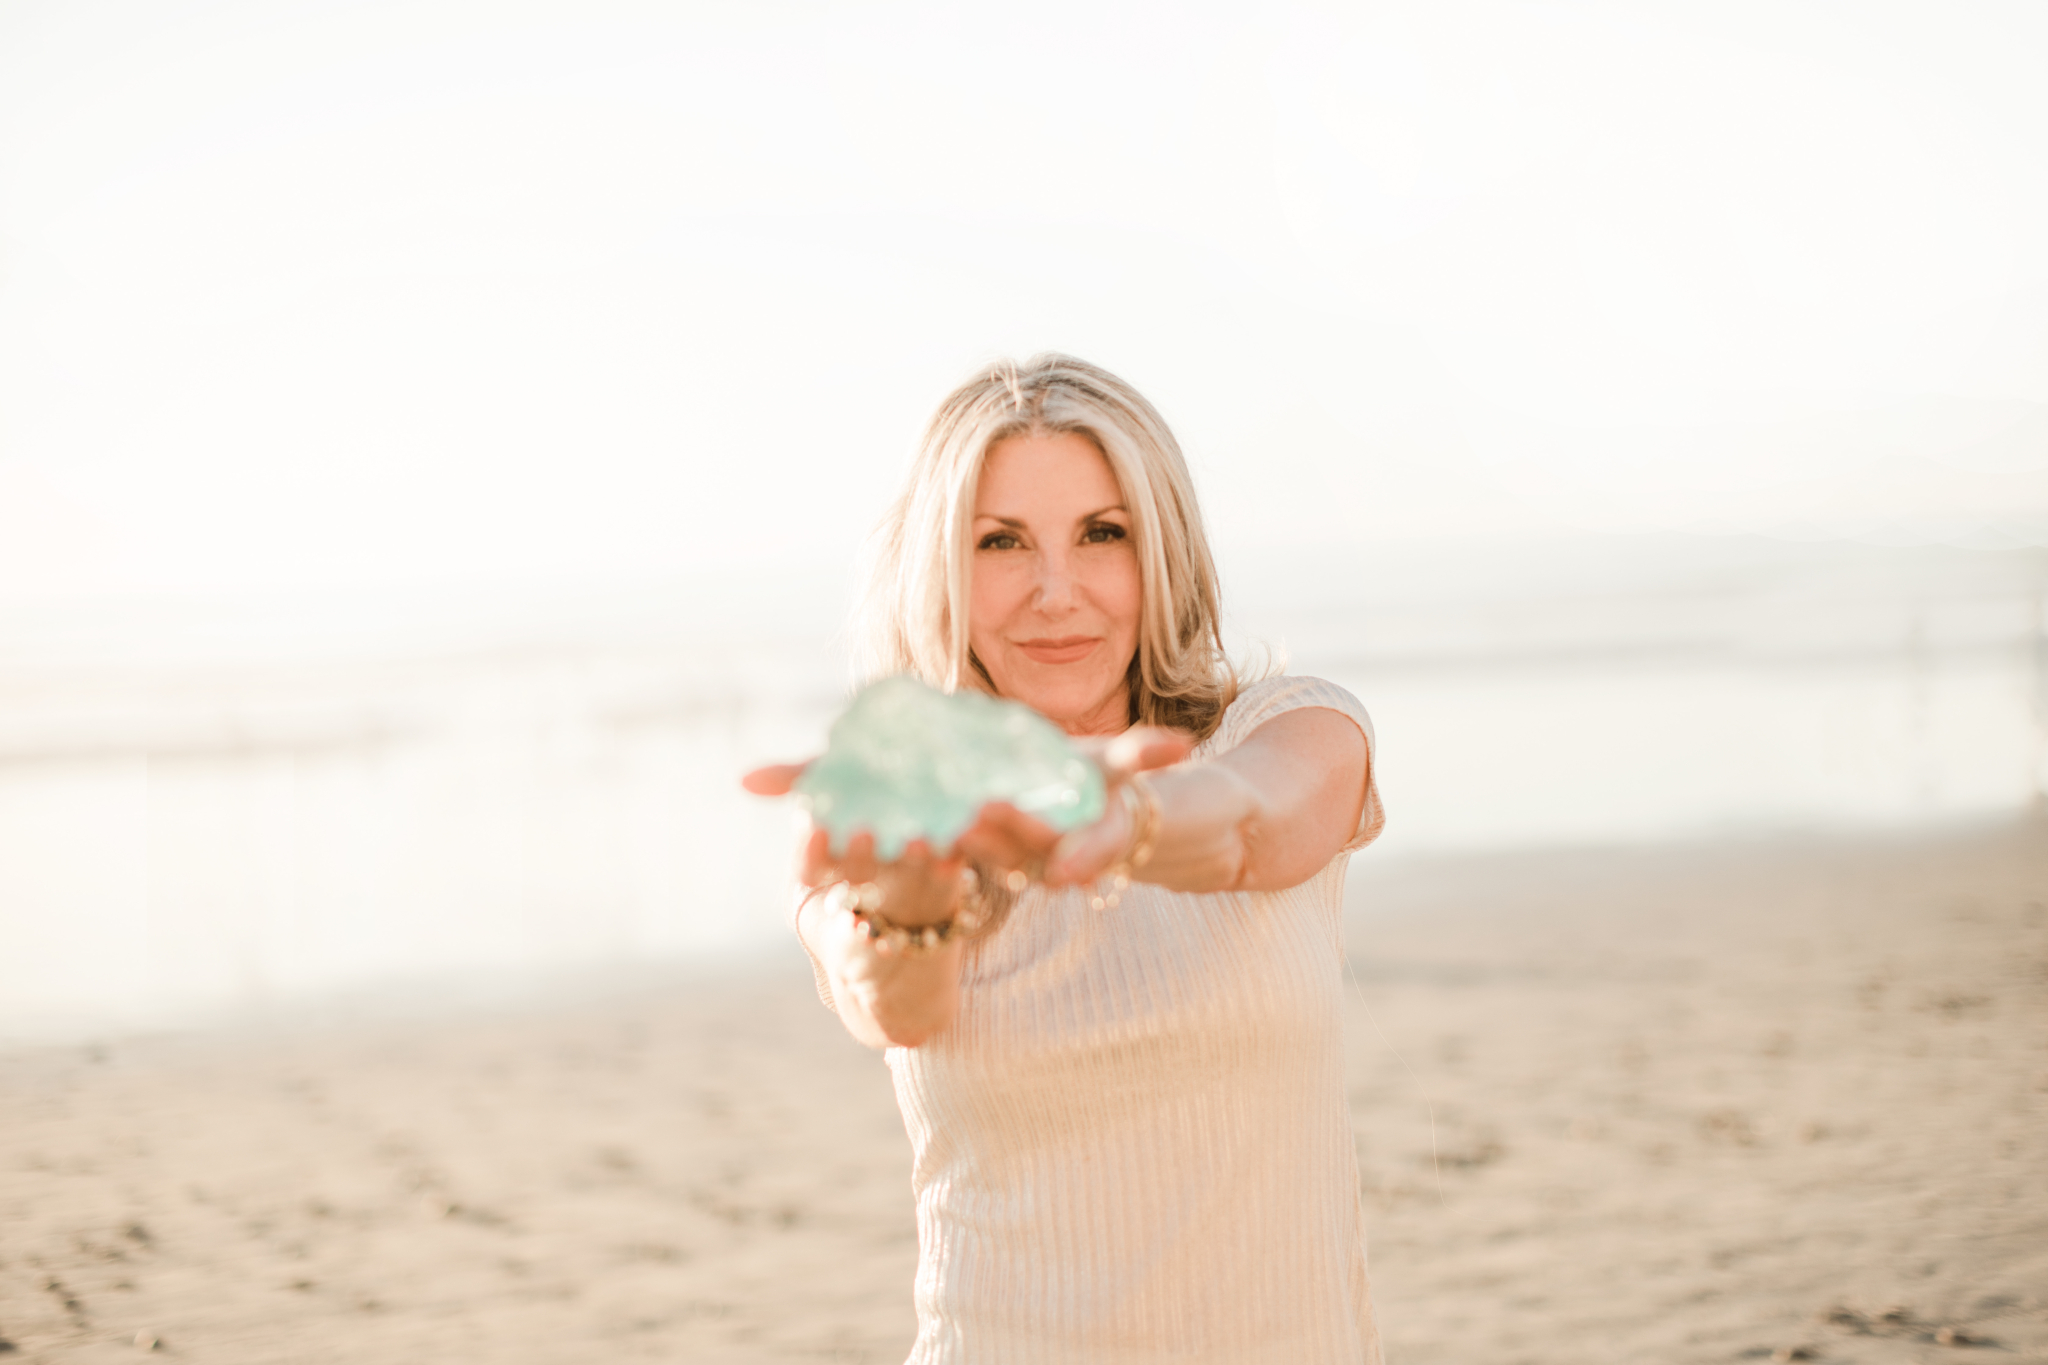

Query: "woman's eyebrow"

xmin=973 ymin=505 xmax=1128 ymax=527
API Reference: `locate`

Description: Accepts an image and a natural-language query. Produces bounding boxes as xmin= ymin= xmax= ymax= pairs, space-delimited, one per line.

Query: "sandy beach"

xmin=3 ymin=820 xmax=2043 ymax=1364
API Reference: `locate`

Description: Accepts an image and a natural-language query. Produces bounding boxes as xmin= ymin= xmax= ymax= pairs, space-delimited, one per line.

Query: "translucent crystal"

xmin=794 ymin=676 xmax=1107 ymax=859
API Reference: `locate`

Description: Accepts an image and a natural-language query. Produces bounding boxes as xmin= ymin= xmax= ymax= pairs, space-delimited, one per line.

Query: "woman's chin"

xmin=1006 ymin=679 xmax=1127 ymax=734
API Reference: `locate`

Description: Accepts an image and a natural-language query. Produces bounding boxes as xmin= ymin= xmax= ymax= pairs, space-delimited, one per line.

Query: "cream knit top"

xmin=820 ymin=675 xmax=1386 ymax=1365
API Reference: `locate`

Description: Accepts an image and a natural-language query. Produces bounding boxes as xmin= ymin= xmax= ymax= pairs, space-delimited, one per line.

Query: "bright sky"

xmin=2 ymin=0 xmax=2044 ymax=605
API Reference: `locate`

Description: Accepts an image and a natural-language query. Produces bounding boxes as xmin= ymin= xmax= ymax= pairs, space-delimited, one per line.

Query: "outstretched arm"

xmin=745 ymin=705 xmax=1370 ymax=1048
xmin=791 ymin=836 xmax=969 ymax=1050
xmin=963 ymin=706 xmax=1371 ymax=895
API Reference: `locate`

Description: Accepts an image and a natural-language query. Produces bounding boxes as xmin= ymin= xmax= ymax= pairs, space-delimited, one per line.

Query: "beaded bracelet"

xmin=828 ymin=868 xmax=986 ymax=957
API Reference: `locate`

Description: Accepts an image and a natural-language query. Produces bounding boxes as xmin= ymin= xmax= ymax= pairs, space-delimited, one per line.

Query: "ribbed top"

xmin=881 ymin=675 xmax=1386 ymax=1365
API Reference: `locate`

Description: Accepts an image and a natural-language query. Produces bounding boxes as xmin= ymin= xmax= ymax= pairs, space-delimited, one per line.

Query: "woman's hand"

xmin=740 ymin=711 xmax=1382 ymax=1049
xmin=744 ymin=724 xmax=1191 ymax=898
xmin=955 ymin=725 xmax=1193 ymax=887
xmin=742 ymin=765 xmax=971 ymax=925
xmin=1003 ymin=711 xmax=1370 ymax=898
xmin=743 ymin=763 xmax=970 ymax=1047
xmin=743 ymin=725 xmax=1200 ymax=1046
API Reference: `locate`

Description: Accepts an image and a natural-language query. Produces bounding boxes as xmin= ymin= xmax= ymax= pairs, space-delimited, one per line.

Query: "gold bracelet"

xmin=1124 ymin=771 xmax=1162 ymax=870
xmin=1089 ymin=773 xmax=1162 ymax=912
xmin=828 ymin=868 xmax=985 ymax=957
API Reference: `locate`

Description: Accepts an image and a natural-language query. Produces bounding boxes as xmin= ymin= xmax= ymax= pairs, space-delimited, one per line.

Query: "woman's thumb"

xmin=741 ymin=762 xmax=807 ymax=796
xmin=1102 ymin=726 xmax=1192 ymax=777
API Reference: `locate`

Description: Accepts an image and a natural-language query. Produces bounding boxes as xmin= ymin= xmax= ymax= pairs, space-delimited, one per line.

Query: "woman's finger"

xmin=1044 ymin=826 xmax=1124 ymax=885
xmin=898 ymin=839 xmax=963 ymax=879
xmin=1101 ymin=726 xmax=1192 ymax=778
xmin=1045 ymin=788 xmax=1139 ymax=884
xmin=954 ymin=827 xmax=1033 ymax=870
xmin=799 ymin=824 xmax=835 ymax=885
xmin=839 ymin=831 xmax=879 ymax=885
xmin=954 ymin=802 xmax=1061 ymax=868
xmin=982 ymin=802 xmax=1063 ymax=848
xmin=742 ymin=762 xmax=809 ymax=796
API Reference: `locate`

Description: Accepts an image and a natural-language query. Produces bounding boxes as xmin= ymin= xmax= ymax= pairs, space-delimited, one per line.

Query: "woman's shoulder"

xmin=1205 ymin=673 xmax=1374 ymax=756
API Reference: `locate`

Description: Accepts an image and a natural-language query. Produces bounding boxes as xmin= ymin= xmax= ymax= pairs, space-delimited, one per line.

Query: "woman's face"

xmin=968 ymin=430 xmax=1141 ymax=736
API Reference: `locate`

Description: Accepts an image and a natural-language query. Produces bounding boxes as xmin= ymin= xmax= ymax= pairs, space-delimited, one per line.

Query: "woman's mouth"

xmin=1016 ymin=636 xmax=1100 ymax=665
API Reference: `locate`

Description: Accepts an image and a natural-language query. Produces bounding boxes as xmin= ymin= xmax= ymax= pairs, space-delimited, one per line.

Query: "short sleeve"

xmin=1204 ymin=674 xmax=1385 ymax=853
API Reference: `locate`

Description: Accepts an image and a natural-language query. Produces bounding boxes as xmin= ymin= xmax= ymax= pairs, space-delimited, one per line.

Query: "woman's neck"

xmin=1058 ymin=688 xmax=1135 ymax=738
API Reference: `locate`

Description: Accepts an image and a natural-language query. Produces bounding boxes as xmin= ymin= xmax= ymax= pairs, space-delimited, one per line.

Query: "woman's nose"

xmin=1032 ymin=551 xmax=1077 ymax=613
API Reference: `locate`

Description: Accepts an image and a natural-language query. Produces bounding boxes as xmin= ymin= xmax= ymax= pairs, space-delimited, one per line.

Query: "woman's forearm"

xmin=794 ymin=709 xmax=1366 ymax=1048
xmin=1129 ymin=708 xmax=1370 ymax=895
xmin=1137 ymin=764 xmax=1261 ymax=894
xmin=798 ymin=892 xmax=963 ymax=1048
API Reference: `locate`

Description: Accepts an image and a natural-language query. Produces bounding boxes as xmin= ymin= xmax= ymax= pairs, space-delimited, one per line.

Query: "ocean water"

xmin=1 ymin=539 xmax=2042 ymax=1037
xmin=1242 ymin=537 xmax=2048 ymax=848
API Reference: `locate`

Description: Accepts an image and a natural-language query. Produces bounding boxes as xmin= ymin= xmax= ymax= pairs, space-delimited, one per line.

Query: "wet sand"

xmin=2 ymin=821 xmax=2044 ymax=1363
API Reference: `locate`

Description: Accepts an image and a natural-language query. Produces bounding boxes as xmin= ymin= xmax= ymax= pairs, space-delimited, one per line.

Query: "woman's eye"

xmin=1082 ymin=523 xmax=1127 ymax=544
xmin=977 ymin=532 xmax=1021 ymax=551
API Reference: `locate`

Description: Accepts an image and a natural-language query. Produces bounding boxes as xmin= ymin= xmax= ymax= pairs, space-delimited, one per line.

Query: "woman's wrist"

xmin=826 ymin=866 xmax=984 ymax=951
xmin=1120 ymin=773 xmax=1162 ymax=873
xmin=1077 ymin=773 xmax=1163 ymax=910
xmin=1115 ymin=765 xmax=1257 ymax=894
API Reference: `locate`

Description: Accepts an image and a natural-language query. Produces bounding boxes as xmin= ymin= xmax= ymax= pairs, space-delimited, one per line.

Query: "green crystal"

xmin=794 ymin=676 xmax=1107 ymax=859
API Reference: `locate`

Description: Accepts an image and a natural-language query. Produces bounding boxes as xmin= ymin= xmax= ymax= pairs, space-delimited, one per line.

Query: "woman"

xmin=745 ymin=354 xmax=1386 ymax=1364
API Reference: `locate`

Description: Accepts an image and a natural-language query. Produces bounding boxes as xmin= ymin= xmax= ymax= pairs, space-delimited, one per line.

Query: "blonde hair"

xmin=854 ymin=353 xmax=1238 ymax=741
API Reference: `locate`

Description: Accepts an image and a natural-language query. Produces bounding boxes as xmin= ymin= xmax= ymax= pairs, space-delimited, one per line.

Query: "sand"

xmin=2 ymin=820 xmax=2044 ymax=1364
